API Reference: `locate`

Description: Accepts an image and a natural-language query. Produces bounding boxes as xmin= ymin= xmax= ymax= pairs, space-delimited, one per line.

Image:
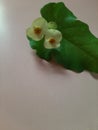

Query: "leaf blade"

xmin=41 ymin=2 xmax=98 ymax=73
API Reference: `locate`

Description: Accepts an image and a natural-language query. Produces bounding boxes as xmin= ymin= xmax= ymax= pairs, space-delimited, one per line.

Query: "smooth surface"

xmin=0 ymin=0 xmax=98 ymax=130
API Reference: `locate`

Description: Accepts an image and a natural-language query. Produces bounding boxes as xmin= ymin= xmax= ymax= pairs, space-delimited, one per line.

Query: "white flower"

xmin=26 ymin=17 xmax=63 ymax=49
xmin=44 ymin=29 xmax=62 ymax=49
xmin=48 ymin=21 xmax=57 ymax=29
xmin=26 ymin=17 xmax=48 ymax=41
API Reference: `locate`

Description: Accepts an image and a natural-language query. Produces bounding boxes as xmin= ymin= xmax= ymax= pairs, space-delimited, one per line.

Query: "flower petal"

xmin=45 ymin=29 xmax=62 ymax=42
xmin=32 ymin=17 xmax=48 ymax=34
xmin=44 ymin=29 xmax=62 ymax=49
xmin=26 ymin=27 xmax=44 ymax=41
xmin=48 ymin=21 xmax=57 ymax=29
xmin=26 ymin=17 xmax=48 ymax=41
xmin=44 ymin=39 xmax=60 ymax=49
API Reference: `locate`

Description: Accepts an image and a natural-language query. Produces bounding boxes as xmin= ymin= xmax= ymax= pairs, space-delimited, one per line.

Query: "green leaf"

xmin=27 ymin=36 xmax=52 ymax=61
xmin=40 ymin=2 xmax=98 ymax=73
xmin=41 ymin=2 xmax=76 ymax=29
xmin=27 ymin=36 xmax=37 ymax=49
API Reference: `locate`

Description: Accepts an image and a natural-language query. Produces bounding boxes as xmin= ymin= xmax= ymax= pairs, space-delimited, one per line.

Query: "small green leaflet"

xmin=27 ymin=2 xmax=98 ymax=73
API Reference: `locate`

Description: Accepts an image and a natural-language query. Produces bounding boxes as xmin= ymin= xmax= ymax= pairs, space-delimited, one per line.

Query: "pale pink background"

xmin=0 ymin=0 xmax=98 ymax=130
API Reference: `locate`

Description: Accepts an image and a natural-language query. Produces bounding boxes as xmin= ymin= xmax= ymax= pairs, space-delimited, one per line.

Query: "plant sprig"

xmin=26 ymin=2 xmax=98 ymax=73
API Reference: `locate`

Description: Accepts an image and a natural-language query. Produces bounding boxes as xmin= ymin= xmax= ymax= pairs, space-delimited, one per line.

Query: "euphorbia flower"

xmin=48 ymin=21 xmax=57 ymax=29
xmin=26 ymin=17 xmax=48 ymax=41
xmin=44 ymin=29 xmax=62 ymax=49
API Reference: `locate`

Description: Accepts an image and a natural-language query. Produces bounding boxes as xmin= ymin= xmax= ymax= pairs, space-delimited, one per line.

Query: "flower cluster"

xmin=26 ymin=17 xmax=62 ymax=49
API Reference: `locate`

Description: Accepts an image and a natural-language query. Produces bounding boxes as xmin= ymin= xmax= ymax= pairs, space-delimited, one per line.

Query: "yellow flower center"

xmin=34 ymin=27 xmax=42 ymax=35
xmin=49 ymin=38 xmax=56 ymax=44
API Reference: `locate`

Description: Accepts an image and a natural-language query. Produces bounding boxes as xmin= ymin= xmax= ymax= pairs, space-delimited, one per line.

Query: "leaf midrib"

xmin=64 ymin=37 xmax=98 ymax=64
